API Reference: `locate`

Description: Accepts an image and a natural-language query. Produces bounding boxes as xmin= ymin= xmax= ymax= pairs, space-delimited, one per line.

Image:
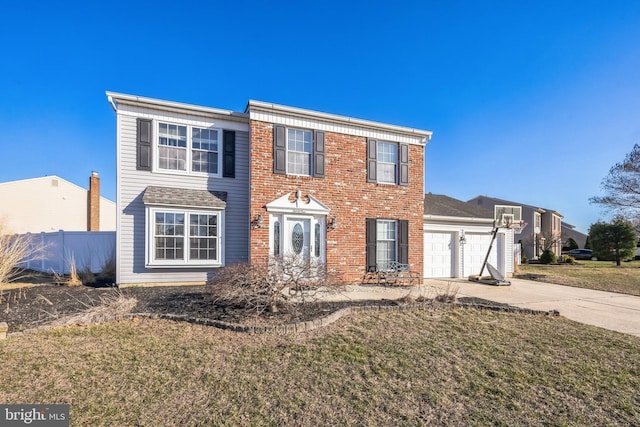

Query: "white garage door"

xmin=424 ymin=231 xmax=455 ymax=278
xmin=463 ymin=233 xmax=498 ymax=277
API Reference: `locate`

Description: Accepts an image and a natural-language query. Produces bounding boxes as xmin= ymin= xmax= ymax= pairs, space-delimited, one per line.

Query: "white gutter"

xmin=107 ymin=95 xmax=118 ymax=112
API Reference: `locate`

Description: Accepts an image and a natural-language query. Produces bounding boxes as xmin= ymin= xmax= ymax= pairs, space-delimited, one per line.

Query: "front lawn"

xmin=1 ymin=308 xmax=639 ymax=425
xmin=517 ymin=261 xmax=640 ymax=296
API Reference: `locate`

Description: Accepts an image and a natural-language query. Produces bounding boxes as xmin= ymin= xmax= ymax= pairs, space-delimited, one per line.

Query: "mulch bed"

xmin=0 ymin=283 xmax=518 ymax=333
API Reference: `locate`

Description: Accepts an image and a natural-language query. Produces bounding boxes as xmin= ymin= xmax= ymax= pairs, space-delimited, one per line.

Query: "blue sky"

xmin=2 ymin=1 xmax=639 ymax=233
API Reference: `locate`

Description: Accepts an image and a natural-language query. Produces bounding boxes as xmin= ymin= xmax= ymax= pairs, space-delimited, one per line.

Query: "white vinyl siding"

xmin=115 ymin=105 xmax=249 ymax=285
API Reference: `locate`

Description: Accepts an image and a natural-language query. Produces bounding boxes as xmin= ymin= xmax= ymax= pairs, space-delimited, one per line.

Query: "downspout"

xmin=107 ymin=95 xmax=118 ymax=112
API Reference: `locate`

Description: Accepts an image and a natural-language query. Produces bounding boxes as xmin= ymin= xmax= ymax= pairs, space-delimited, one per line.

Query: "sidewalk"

xmin=322 ymin=278 xmax=640 ymax=338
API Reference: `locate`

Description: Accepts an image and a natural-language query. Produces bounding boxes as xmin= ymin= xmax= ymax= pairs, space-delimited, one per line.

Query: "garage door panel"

xmin=464 ymin=233 xmax=497 ymax=277
xmin=424 ymin=231 xmax=455 ymax=278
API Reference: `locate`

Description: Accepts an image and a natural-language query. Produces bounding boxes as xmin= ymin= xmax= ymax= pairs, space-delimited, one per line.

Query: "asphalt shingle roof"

xmin=143 ymin=186 xmax=227 ymax=209
xmin=424 ymin=193 xmax=493 ymax=219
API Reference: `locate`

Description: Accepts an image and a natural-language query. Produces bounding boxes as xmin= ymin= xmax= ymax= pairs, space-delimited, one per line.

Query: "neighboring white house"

xmin=0 ymin=173 xmax=116 ymax=233
xmin=424 ymin=194 xmax=514 ymax=279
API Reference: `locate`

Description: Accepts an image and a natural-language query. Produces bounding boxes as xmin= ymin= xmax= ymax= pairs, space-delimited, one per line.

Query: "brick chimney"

xmin=88 ymin=171 xmax=100 ymax=231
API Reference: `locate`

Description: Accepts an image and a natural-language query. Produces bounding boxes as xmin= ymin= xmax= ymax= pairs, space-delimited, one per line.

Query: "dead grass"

xmin=518 ymin=261 xmax=640 ymax=296
xmin=1 ymin=308 xmax=638 ymax=425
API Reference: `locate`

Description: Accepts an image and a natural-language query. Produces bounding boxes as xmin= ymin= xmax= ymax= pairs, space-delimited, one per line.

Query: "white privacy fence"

xmin=22 ymin=231 xmax=116 ymax=274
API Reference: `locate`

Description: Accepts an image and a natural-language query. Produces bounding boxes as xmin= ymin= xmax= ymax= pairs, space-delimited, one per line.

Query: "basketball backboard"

xmin=494 ymin=205 xmax=522 ymax=228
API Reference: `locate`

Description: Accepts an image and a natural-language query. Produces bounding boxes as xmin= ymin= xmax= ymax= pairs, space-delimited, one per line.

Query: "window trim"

xmin=145 ymin=206 xmax=225 ymax=268
xmin=154 ymin=121 xmax=223 ymax=178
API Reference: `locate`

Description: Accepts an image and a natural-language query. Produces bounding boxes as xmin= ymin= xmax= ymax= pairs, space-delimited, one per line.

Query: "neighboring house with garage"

xmin=468 ymin=195 xmax=563 ymax=260
xmin=107 ymin=92 xmax=431 ymax=285
xmin=423 ymin=194 xmax=514 ymax=279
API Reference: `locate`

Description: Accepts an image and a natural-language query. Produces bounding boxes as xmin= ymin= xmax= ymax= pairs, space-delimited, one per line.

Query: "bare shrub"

xmin=208 ymin=261 xmax=286 ymax=316
xmin=0 ymin=224 xmax=45 ymax=285
xmin=209 ymin=255 xmax=346 ymax=316
xmin=434 ymin=282 xmax=459 ymax=303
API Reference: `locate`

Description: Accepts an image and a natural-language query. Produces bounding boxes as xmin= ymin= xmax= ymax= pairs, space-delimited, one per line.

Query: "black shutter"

xmin=137 ymin=118 xmax=152 ymax=171
xmin=273 ymin=125 xmax=286 ymax=174
xmin=313 ymin=130 xmax=325 ymax=178
xmin=366 ymin=218 xmax=377 ymax=272
xmin=223 ymin=130 xmax=236 ymax=178
xmin=367 ymin=138 xmax=377 ymax=182
xmin=398 ymin=219 xmax=409 ymax=264
xmin=399 ymin=143 xmax=409 ymax=186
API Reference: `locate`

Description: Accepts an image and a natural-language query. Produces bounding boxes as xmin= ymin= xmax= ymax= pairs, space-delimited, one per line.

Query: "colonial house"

xmin=106 ymin=92 xmax=431 ymax=285
xmin=468 ymin=195 xmax=563 ymax=260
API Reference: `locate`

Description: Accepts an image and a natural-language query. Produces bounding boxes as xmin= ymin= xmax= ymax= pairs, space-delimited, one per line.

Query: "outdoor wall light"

xmin=251 ymin=214 xmax=264 ymax=229
xmin=326 ymin=216 xmax=337 ymax=231
xmin=459 ymin=230 xmax=466 ymax=245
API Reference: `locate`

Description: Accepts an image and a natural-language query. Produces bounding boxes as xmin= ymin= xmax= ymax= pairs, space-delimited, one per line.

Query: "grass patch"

xmin=518 ymin=261 xmax=640 ymax=296
xmin=1 ymin=308 xmax=639 ymax=425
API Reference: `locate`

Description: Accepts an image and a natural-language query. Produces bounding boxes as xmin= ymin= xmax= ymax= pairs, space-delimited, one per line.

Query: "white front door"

xmin=285 ymin=218 xmax=311 ymax=261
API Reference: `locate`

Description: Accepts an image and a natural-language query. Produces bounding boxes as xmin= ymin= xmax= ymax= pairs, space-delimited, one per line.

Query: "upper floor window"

xmin=367 ymin=138 xmax=409 ymax=186
xmin=158 ymin=123 xmax=187 ymax=171
xmin=377 ymin=142 xmax=398 ymax=184
xmin=287 ymin=128 xmax=313 ymax=176
xmin=273 ymin=125 xmax=325 ymax=178
xmin=192 ymin=128 xmax=219 ymax=174
xmin=136 ymin=118 xmax=235 ymax=178
xmin=157 ymin=122 xmax=221 ymax=176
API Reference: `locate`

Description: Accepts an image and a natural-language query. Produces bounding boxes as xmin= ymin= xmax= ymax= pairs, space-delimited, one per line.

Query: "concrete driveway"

xmin=324 ymin=278 xmax=640 ymax=337
xmin=426 ymin=277 xmax=640 ymax=337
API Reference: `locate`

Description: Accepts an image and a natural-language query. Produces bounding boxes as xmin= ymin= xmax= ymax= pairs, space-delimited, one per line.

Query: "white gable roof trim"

xmin=106 ymin=91 xmax=250 ymax=124
xmin=248 ymin=100 xmax=432 ymax=146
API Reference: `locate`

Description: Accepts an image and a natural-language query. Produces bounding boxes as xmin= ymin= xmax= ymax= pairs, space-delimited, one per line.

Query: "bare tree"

xmin=526 ymin=231 xmax=562 ymax=256
xmin=591 ymin=144 xmax=640 ymax=221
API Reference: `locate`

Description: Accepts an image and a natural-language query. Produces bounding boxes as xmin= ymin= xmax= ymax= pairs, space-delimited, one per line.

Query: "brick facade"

xmin=249 ymin=120 xmax=424 ymax=283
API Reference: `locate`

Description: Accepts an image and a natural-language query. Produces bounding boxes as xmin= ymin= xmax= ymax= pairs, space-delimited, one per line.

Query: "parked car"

xmin=562 ymin=249 xmax=593 ymax=260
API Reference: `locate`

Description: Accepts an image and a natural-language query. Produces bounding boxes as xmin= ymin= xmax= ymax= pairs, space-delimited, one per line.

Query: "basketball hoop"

xmin=512 ymin=221 xmax=527 ymax=234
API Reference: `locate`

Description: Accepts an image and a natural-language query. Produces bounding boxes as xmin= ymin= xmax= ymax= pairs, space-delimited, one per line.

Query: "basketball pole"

xmin=478 ymin=221 xmax=500 ymax=277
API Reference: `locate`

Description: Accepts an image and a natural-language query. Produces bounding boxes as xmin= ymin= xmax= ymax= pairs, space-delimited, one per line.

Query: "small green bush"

xmin=562 ymin=255 xmax=575 ymax=264
xmin=539 ymin=249 xmax=557 ymax=264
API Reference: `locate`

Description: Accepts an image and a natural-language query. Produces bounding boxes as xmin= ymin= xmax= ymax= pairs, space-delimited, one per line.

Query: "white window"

xmin=157 ymin=122 xmax=221 ymax=176
xmin=191 ymin=128 xmax=219 ymax=174
xmin=377 ymin=142 xmax=398 ymax=184
xmin=147 ymin=207 xmax=223 ymax=267
xmin=376 ymin=219 xmax=397 ymax=270
xmin=158 ymin=123 xmax=187 ymax=171
xmin=287 ymin=128 xmax=312 ymax=176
